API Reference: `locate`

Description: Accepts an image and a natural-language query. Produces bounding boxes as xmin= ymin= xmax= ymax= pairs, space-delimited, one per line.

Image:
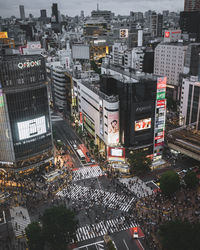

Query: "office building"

xmin=101 ymin=61 xmax=167 ymax=161
xmin=40 ymin=9 xmax=47 ymax=19
xmin=183 ymin=43 xmax=200 ymax=78
xmin=180 ymin=76 xmax=200 ymax=129
xmin=19 ymin=5 xmax=25 ymax=20
xmin=184 ymin=0 xmax=200 ymax=11
xmin=91 ymin=10 xmax=112 ymax=23
xmin=180 ymin=11 xmax=200 ymax=41
xmin=51 ymin=3 xmax=59 ymax=23
xmin=154 ymin=42 xmax=188 ymax=99
xmin=150 ymin=12 xmax=163 ymax=37
xmin=0 ymin=55 xmax=53 ymax=171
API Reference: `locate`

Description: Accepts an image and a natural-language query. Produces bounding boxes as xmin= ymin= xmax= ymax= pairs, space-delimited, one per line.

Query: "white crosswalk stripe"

xmin=119 ymin=177 xmax=153 ymax=198
xmin=56 ymin=184 xmax=135 ymax=212
xmin=75 ymin=217 xmax=138 ymax=242
xmin=51 ymin=114 xmax=63 ymax=122
xmin=72 ymin=166 xmax=105 ymax=181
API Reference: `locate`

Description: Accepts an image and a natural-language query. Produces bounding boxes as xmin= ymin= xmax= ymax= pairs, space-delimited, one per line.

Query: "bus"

xmin=76 ymin=149 xmax=86 ymax=160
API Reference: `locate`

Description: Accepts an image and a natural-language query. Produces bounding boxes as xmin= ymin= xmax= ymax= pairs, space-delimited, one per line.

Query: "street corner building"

xmin=0 ymin=54 xmax=54 ymax=172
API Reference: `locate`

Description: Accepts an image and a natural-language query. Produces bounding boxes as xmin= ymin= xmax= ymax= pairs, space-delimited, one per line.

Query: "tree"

xmin=42 ymin=206 xmax=77 ymax=250
xmin=25 ymin=222 xmax=44 ymax=250
xmin=127 ymin=150 xmax=151 ymax=176
xmin=160 ymin=171 xmax=180 ymax=196
xmin=90 ymin=60 xmax=101 ymax=74
xmin=159 ymin=219 xmax=200 ymax=250
xmin=184 ymin=171 xmax=199 ymax=189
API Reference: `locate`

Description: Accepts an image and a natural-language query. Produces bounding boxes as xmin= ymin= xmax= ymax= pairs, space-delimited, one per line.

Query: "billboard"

xmin=157 ymin=77 xmax=167 ymax=89
xmin=157 ymin=92 xmax=166 ymax=100
xmin=0 ymin=32 xmax=8 ymax=39
xmin=17 ymin=116 xmax=47 ymax=141
xmin=120 ymin=29 xmax=129 ymax=38
xmin=108 ymin=112 xmax=119 ymax=145
xmin=135 ymin=118 xmax=151 ymax=131
xmin=107 ymin=147 xmax=125 ymax=162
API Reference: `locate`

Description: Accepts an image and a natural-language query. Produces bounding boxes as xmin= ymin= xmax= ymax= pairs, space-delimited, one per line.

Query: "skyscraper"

xmin=51 ymin=3 xmax=59 ymax=23
xmin=19 ymin=5 xmax=25 ymax=20
xmin=40 ymin=9 xmax=47 ymax=19
xmin=184 ymin=0 xmax=200 ymax=11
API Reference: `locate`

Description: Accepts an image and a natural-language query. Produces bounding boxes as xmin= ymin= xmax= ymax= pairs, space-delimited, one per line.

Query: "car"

xmin=90 ymin=158 xmax=95 ymax=163
xmin=133 ymin=228 xmax=139 ymax=239
xmin=73 ymin=144 xmax=77 ymax=150
xmin=86 ymin=152 xmax=91 ymax=157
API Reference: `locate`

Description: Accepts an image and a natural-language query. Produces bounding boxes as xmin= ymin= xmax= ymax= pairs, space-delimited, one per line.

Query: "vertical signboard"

xmin=0 ymin=83 xmax=4 ymax=108
xmin=153 ymin=77 xmax=167 ymax=161
xmin=107 ymin=111 xmax=119 ymax=145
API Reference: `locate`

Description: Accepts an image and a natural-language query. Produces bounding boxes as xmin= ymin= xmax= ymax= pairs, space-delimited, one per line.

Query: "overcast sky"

xmin=0 ymin=0 xmax=183 ymax=18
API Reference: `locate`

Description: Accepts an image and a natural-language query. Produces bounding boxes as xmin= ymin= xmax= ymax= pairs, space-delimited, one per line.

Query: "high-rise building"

xmin=180 ymin=76 xmax=200 ymax=129
xmin=184 ymin=0 xmax=200 ymax=11
xmin=0 ymin=55 xmax=53 ymax=171
xmin=51 ymin=3 xmax=59 ymax=23
xmin=19 ymin=5 xmax=25 ymax=20
xmin=40 ymin=9 xmax=47 ymax=19
xmin=154 ymin=42 xmax=188 ymax=99
xmin=91 ymin=10 xmax=112 ymax=23
xmin=180 ymin=11 xmax=200 ymax=42
xmin=150 ymin=12 xmax=163 ymax=37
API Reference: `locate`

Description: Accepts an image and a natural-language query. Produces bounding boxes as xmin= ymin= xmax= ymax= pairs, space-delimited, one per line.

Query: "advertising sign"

xmin=165 ymin=31 xmax=170 ymax=38
xmin=120 ymin=29 xmax=129 ymax=38
xmin=0 ymin=32 xmax=8 ymax=39
xmin=157 ymin=77 xmax=167 ymax=89
xmin=107 ymin=147 xmax=125 ymax=162
xmin=80 ymin=112 xmax=83 ymax=124
xmin=157 ymin=100 xmax=166 ymax=107
xmin=0 ymin=83 xmax=3 ymax=108
xmin=135 ymin=118 xmax=151 ymax=131
xmin=108 ymin=112 xmax=119 ymax=144
xmin=157 ymin=92 xmax=166 ymax=100
xmin=17 ymin=116 xmax=47 ymax=141
xmin=111 ymin=148 xmax=123 ymax=157
xmin=27 ymin=42 xmax=41 ymax=50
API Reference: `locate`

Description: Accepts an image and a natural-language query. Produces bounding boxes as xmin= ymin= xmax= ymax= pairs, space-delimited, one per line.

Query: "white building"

xmin=180 ymin=76 xmax=200 ymax=129
xmin=154 ymin=42 xmax=188 ymax=98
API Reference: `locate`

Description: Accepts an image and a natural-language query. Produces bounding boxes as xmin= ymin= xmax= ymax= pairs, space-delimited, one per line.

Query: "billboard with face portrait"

xmin=107 ymin=112 xmax=119 ymax=145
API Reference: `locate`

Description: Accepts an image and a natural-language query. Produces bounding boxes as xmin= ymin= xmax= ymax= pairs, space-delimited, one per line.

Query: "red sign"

xmin=155 ymin=135 xmax=164 ymax=140
xmin=80 ymin=112 xmax=83 ymax=124
xmin=155 ymin=142 xmax=164 ymax=147
xmin=165 ymin=31 xmax=170 ymax=38
xmin=157 ymin=100 xmax=166 ymax=107
xmin=157 ymin=77 xmax=167 ymax=89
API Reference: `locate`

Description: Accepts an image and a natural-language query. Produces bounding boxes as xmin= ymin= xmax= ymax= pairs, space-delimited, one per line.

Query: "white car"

xmin=133 ymin=228 xmax=139 ymax=239
xmin=73 ymin=144 xmax=77 ymax=150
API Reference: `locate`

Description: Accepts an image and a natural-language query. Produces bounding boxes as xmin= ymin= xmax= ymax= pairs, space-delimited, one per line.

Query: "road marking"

xmin=73 ymin=240 xmax=104 ymax=249
xmin=123 ymin=239 xmax=129 ymax=250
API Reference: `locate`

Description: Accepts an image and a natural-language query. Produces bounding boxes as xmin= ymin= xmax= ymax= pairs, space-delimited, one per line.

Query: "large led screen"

xmin=111 ymin=148 xmax=123 ymax=157
xmin=17 ymin=116 xmax=46 ymax=140
xmin=135 ymin=118 xmax=151 ymax=131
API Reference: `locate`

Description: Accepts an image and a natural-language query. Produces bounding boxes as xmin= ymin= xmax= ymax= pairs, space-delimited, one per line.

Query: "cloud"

xmin=0 ymin=0 xmax=183 ymax=18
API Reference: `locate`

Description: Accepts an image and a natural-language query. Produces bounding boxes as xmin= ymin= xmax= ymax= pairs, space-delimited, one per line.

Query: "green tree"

xmin=184 ymin=171 xmax=199 ymax=189
xmin=25 ymin=222 xmax=44 ymax=250
xmin=42 ymin=206 xmax=77 ymax=250
xmin=90 ymin=60 xmax=101 ymax=74
xmin=127 ymin=150 xmax=151 ymax=176
xmin=160 ymin=170 xmax=180 ymax=196
xmin=159 ymin=219 xmax=200 ymax=250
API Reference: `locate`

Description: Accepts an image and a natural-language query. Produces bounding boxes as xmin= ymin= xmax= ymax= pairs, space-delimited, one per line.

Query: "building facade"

xmin=154 ymin=42 xmax=188 ymax=98
xmin=184 ymin=0 xmax=200 ymax=11
xmin=0 ymin=55 xmax=53 ymax=171
xmin=180 ymin=76 xmax=200 ymax=129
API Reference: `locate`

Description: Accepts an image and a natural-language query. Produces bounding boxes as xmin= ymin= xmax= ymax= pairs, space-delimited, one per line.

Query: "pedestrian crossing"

xmin=75 ymin=217 xmax=138 ymax=242
xmin=10 ymin=207 xmax=31 ymax=238
xmin=51 ymin=114 xmax=63 ymax=122
xmin=72 ymin=166 xmax=105 ymax=181
xmin=56 ymin=184 xmax=135 ymax=212
xmin=119 ymin=177 xmax=153 ymax=198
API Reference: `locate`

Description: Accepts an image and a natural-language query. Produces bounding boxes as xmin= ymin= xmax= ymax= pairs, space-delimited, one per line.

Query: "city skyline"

xmin=0 ymin=0 xmax=183 ymax=18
